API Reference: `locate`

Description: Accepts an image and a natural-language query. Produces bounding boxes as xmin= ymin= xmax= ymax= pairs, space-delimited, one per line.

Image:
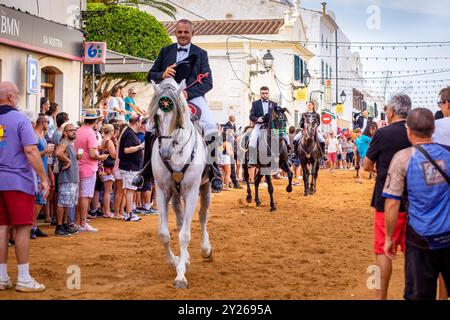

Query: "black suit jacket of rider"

xmin=249 ymin=99 xmax=278 ymax=124
xmin=147 ymin=43 xmax=213 ymax=100
xmin=300 ymin=111 xmax=321 ymax=129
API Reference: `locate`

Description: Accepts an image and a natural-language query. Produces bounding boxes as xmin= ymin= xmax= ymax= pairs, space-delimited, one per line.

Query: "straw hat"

xmin=83 ymin=109 xmax=101 ymax=120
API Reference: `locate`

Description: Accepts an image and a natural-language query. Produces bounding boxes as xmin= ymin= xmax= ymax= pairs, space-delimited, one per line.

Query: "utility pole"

xmin=335 ymin=28 xmax=339 ymax=106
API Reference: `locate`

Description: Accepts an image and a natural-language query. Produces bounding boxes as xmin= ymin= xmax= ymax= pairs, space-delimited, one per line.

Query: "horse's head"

xmin=149 ymin=78 xmax=188 ymax=160
xmin=270 ymin=106 xmax=289 ymax=136
xmin=304 ymin=113 xmax=319 ymax=140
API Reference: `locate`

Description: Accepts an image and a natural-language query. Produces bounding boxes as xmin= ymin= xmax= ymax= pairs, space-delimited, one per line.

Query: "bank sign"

xmin=84 ymin=42 xmax=106 ymax=64
xmin=0 ymin=4 xmax=82 ymax=61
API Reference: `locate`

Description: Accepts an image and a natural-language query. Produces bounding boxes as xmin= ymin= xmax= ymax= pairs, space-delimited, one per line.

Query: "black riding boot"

xmin=206 ymin=134 xmax=223 ymax=193
xmin=320 ymin=142 xmax=328 ymax=161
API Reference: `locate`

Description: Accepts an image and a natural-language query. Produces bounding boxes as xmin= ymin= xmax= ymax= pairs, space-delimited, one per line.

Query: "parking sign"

xmin=27 ymin=57 xmax=39 ymax=94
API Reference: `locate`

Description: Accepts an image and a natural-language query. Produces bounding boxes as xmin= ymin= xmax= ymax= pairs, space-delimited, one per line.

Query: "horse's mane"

xmin=148 ymin=79 xmax=187 ymax=132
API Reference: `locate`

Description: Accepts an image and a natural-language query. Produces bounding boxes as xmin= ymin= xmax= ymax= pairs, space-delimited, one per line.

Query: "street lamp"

xmin=339 ymin=90 xmax=346 ymax=103
xmin=292 ymin=69 xmax=312 ymax=90
xmin=303 ymin=69 xmax=311 ymax=88
xmin=262 ymin=50 xmax=274 ymax=71
xmin=249 ymin=50 xmax=274 ymax=77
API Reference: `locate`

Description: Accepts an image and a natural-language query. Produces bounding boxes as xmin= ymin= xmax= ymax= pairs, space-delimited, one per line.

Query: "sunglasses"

xmin=437 ymin=100 xmax=449 ymax=107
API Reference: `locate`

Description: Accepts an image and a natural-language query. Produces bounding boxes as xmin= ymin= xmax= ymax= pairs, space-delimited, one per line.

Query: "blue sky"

xmin=300 ymin=0 xmax=450 ymax=110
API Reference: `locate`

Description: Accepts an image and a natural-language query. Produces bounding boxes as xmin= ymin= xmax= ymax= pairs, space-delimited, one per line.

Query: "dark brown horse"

xmin=295 ymin=113 xmax=321 ymax=196
xmin=242 ymin=106 xmax=293 ymax=212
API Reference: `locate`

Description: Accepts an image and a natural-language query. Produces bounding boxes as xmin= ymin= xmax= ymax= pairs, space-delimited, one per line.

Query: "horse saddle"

xmin=188 ymin=102 xmax=202 ymax=121
xmin=187 ymin=102 xmax=203 ymax=136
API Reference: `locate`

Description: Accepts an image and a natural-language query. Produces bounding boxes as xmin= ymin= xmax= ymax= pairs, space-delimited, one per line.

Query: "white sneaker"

xmin=15 ymin=277 xmax=46 ymax=293
xmin=78 ymin=223 xmax=98 ymax=232
xmin=124 ymin=213 xmax=141 ymax=222
xmin=0 ymin=278 xmax=13 ymax=290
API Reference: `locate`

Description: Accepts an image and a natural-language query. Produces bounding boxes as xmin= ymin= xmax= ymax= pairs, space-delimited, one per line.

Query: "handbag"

xmin=103 ymin=155 xmax=115 ymax=168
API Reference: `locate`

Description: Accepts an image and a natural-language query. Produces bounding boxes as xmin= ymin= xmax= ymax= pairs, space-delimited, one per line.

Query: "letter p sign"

xmin=27 ymin=57 xmax=39 ymax=95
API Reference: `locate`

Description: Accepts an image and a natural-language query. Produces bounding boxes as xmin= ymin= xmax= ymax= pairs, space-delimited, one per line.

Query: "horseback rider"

xmin=145 ymin=19 xmax=223 ymax=193
xmin=293 ymin=100 xmax=327 ymax=160
xmin=248 ymin=86 xmax=290 ymax=165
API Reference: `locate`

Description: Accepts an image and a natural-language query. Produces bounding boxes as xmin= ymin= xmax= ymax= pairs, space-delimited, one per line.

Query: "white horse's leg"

xmin=174 ymin=186 xmax=199 ymax=289
xmin=199 ymin=182 xmax=212 ymax=259
xmin=156 ymin=187 xmax=179 ymax=268
xmin=172 ymin=193 xmax=184 ymax=231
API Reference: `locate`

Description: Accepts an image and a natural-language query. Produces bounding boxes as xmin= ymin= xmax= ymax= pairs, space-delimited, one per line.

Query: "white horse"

xmin=148 ymin=78 xmax=212 ymax=289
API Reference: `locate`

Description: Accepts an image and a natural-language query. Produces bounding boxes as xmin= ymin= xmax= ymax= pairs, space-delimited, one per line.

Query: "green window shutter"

xmin=294 ymin=55 xmax=300 ymax=81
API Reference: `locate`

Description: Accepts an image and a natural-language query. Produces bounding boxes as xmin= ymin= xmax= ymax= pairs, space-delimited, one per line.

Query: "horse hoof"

xmin=246 ymin=195 xmax=252 ymax=203
xmin=309 ymin=190 xmax=314 ymax=195
xmin=304 ymin=192 xmax=308 ymax=197
xmin=201 ymin=247 xmax=213 ymax=260
xmin=174 ymin=279 xmax=189 ymax=290
xmin=255 ymin=200 xmax=261 ymax=207
xmin=270 ymin=207 xmax=277 ymax=212
xmin=286 ymin=186 xmax=293 ymax=193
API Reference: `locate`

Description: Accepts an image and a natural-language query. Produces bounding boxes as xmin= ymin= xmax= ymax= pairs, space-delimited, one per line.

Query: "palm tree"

xmin=87 ymin=0 xmax=177 ymax=19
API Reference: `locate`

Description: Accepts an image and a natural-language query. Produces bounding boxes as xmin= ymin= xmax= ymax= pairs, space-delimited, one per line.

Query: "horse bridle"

xmin=156 ymin=110 xmax=197 ymax=193
xmin=299 ymin=116 xmax=319 ymax=158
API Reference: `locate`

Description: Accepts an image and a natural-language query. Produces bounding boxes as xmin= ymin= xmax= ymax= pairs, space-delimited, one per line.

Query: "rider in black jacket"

xmin=293 ymin=100 xmax=327 ymax=159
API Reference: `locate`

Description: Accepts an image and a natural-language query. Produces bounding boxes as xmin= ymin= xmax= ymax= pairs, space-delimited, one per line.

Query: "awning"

xmin=104 ymin=49 xmax=153 ymax=73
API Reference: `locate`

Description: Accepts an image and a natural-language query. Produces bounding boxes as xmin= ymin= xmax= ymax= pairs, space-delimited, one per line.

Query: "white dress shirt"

xmin=176 ymin=43 xmax=191 ymax=63
xmin=262 ymin=100 xmax=269 ymax=115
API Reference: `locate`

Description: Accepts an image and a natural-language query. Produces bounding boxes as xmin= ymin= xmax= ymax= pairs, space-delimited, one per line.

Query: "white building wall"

xmin=0 ymin=0 xmax=84 ymax=28
xmin=0 ymin=45 xmax=82 ymax=121
xmin=142 ymin=0 xmax=289 ymax=21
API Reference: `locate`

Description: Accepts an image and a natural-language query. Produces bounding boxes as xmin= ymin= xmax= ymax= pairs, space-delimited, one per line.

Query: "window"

xmin=294 ymin=55 xmax=305 ymax=82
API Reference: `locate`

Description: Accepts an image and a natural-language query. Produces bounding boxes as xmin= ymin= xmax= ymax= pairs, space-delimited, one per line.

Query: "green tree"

xmin=83 ymin=3 xmax=172 ymax=108
xmin=87 ymin=0 xmax=176 ymax=19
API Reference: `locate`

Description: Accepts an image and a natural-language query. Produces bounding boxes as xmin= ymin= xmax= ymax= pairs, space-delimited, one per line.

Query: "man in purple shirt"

xmin=0 ymin=82 xmax=49 ymax=292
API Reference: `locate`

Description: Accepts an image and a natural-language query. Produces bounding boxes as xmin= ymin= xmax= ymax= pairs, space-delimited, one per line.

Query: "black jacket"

xmin=147 ymin=43 xmax=213 ymax=100
xmin=300 ymin=111 xmax=320 ymax=129
xmin=249 ymin=99 xmax=277 ymax=124
xmin=357 ymin=116 xmax=373 ymax=130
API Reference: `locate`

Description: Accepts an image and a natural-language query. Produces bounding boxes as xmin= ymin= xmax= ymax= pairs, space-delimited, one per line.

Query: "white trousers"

xmin=249 ymin=124 xmax=289 ymax=148
xmin=189 ymin=96 xmax=217 ymax=136
xmin=294 ymin=130 xmax=325 ymax=143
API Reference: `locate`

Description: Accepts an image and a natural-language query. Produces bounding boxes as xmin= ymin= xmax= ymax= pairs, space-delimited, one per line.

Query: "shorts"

xmin=113 ymin=169 xmax=122 ymax=180
xmin=404 ymin=242 xmax=450 ymax=300
xmin=101 ymin=174 xmax=115 ymax=183
xmin=337 ymin=153 xmax=342 ymax=161
xmin=58 ymin=183 xmax=79 ymax=208
xmin=138 ymin=179 xmax=152 ymax=192
xmin=328 ymin=152 xmax=337 ymax=163
xmin=120 ymin=170 xmax=139 ymax=191
xmin=374 ymin=210 xmax=407 ymax=255
xmin=0 ymin=191 xmax=35 ymax=226
xmin=79 ymin=175 xmax=96 ymax=198
xmin=346 ymin=152 xmax=354 ymax=163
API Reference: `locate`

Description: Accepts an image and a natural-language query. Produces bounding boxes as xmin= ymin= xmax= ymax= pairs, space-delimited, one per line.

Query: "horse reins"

xmin=157 ymin=121 xmax=198 ymax=193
